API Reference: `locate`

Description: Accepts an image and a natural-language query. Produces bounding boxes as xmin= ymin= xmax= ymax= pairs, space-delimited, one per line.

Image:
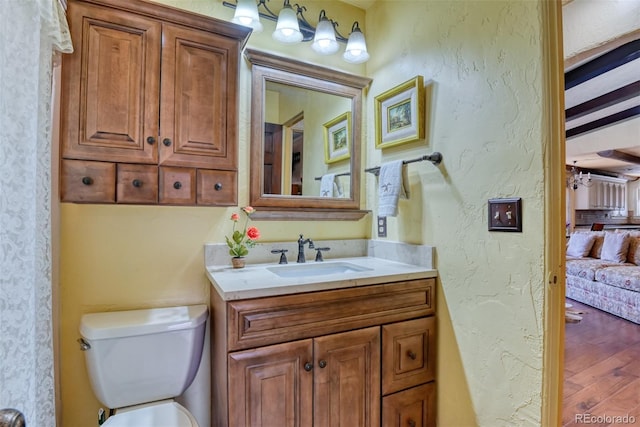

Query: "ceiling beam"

xmin=566 ymin=106 xmax=640 ymax=139
xmin=565 ymin=81 xmax=640 ymax=121
xmin=565 ymin=38 xmax=640 ymax=89
xmin=597 ymin=149 xmax=640 ymax=165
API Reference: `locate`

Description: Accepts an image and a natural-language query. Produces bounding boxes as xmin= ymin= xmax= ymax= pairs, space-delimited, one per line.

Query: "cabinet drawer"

xmin=228 ymin=278 xmax=435 ymax=351
xmin=61 ymin=160 xmax=115 ymax=203
xmin=382 ymin=383 xmax=435 ymax=427
xmin=382 ymin=317 xmax=435 ymax=395
xmin=159 ymin=166 xmax=196 ymax=204
xmin=197 ymin=169 xmax=237 ymax=206
xmin=117 ymin=164 xmax=158 ymax=204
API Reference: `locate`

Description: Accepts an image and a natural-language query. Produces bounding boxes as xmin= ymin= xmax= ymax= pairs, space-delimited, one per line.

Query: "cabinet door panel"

xmin=229 ymin=340 xmax=313 ymax=427
xmin=160 ymin=23 xmax=238 ymax=169
xmin=382 ymin=383 xmax=436 ymax=427
xmin=314 ymin=327 xmax=380 ymax=427
xmin=62 ymin=2 xmax=160 ymax=163
xmin=382 ymin=317 xmax=436 ymax=395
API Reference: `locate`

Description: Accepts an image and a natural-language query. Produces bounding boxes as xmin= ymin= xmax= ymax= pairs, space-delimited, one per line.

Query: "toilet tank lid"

xmin=80 ymin=305 xmax=208 ymax=340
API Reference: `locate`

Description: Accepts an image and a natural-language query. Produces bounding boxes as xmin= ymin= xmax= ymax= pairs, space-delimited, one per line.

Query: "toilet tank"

xmin=79 ymin=305 xmax=208 ymax=409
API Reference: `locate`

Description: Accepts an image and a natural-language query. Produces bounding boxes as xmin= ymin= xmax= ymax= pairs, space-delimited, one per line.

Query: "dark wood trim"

xmin=565 ymin=38 xmax=640 ymax=89
xmin=565 ymin=81 xmax=640 ymax=121
xmin=566 ymin=106 xmax=640 ymax=139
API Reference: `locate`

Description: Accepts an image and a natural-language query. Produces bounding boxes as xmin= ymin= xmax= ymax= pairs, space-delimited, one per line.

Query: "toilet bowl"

xmin=102 ymin=400 xmax=198 ymax=427
xmin=79 ymin=305 xmax=208 ymax=427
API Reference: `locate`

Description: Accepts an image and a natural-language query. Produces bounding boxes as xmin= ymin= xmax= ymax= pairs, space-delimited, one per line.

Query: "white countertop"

xmin=206 ymin=256 xmax=437 ymax=301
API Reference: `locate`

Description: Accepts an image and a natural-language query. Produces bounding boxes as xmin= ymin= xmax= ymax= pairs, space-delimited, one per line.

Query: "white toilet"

xmin=79 ymin=304 xmax=208 ymax=427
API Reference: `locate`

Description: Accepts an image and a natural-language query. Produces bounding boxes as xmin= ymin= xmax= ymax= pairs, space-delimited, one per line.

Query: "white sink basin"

xmin=267 ymin=261 xmax=373 ymax=278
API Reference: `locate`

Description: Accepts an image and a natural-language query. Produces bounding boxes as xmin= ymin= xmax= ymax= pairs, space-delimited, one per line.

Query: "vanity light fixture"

xmin=272 ymin=0 xmax=302 ymax=43
xmin=232 ymin=0 xmax=263 ymax=32
xmin=311 ymin=10 xmax=339 ymax=55
xmin=343 ymin=22 xmax=369 ymax=64
xmin=567 ymin=161 xmax=593 ymax=190
xmin=223 ymin=0 xmax=370 ymax=63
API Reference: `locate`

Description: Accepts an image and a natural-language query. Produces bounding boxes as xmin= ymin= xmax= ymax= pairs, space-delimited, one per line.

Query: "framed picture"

xmin=374 ymin=75 xmax=425 ymax=149
xmin=323 ymin=111 xmax=351 ymax=164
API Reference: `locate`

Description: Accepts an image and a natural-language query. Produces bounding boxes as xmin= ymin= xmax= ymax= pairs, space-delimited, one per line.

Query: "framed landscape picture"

xmin=323 ymin=111 xmax=351 ymax=164
xmin=374 ymin=75 xmax=425 ymax=149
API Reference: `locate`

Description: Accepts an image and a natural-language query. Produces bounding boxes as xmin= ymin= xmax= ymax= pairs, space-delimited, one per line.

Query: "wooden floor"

xmin=563 ymin=299 xmax=640 ymax=427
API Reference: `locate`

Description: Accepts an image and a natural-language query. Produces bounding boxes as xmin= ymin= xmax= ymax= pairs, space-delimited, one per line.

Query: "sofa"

xmin=566 ymin=230 xmax=640 ymax=324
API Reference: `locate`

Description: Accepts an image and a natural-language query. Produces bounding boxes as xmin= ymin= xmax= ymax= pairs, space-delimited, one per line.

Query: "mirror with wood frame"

xmin=246 ymin=49 xmax=371 ymax=220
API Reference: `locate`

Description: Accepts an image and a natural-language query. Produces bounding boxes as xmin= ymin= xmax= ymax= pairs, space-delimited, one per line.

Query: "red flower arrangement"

xmin=226 ymin=206 xmax=260 ymax=258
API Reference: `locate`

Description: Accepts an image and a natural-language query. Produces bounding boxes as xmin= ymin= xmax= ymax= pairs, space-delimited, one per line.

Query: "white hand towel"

xmin=378 ymin=160 xmax=409 ymax=217
xmin=334 ymin=177 xmax=344 ymax=198
xmin=320 ymin=174 xmax=336 ymax=197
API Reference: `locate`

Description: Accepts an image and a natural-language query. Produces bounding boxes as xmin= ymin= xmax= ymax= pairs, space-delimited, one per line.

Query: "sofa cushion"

xmin=567 ymin=233 xmax=597 ymax=257
xmin=565 ymin=258 xmax=629 ymax=281
xmin=601 ymin=232 xmax=631 ymax=263
xmin=595 ymin=266 xmax=640 ymax=293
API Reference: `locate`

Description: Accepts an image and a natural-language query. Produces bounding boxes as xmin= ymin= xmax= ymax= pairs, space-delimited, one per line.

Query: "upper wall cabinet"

xmin=60 ymin=0 xmax=250 ymax=205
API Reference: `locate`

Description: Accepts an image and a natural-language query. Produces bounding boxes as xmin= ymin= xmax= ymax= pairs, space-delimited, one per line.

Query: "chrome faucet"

xmin=297 ymin=234 xmax=314 ymax=263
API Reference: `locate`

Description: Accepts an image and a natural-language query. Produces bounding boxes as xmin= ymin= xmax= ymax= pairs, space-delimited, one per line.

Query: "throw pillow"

xmin=566 ymin=233 xmax=597 ymax=258
xmin=600 ymin=232 xmax=631 ymax=263
xmin=589 ymin=231 xmax=605 ymax=258
xmin=626 ymin=231 xmax=640 ymax=264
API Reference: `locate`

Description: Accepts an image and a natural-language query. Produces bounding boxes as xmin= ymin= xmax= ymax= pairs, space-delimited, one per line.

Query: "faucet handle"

xmin=271 ymin=249 xmax=288 ymax=264
xmin=314 ymin=247 xmax=330 ymax=262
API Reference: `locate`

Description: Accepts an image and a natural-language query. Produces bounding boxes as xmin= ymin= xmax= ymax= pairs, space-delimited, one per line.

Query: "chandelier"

xmin=224 ymin=0 xmax=370 ymax=64
xmin=567 ymin=161 xmax=592 ymax=190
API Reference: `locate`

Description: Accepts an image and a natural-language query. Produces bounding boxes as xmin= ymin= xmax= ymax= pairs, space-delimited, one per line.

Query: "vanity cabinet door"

xmin=313 ymin=327 xmax=381 ymax=427
xmin=382 ymin=383 xmax=436 ymax=427
xmin=382 ymin=317 xmax=436 ymax=395
xmin=228 ymin=339 xmax=313 ymax=427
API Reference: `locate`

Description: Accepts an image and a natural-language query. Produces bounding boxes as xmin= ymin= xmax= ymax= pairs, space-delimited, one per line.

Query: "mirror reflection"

xmin=264 ymin=81 xmax=352 ymax=198
xmin=246 ymin=48 xmax=371 ymax=217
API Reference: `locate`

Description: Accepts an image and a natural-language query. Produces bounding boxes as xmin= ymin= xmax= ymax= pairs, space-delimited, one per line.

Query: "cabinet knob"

xmin=173 ymin=181 xmax=182 ymax=190
xmin=407 ymin=350 xmax=417 ymax=360
xmin=304 ymin=362 xmax=313 ymax=372
xmin=408 ymin=419 xmax=417 ymax=427
xmin=318 ymin=360 xmax=327 ymax=368
xmin=214 ymin=182 xmax=223 ymax=191
xmin=132 ymin=179 xmax=142 ymax=188
xmin=146 ymin=136 xmax=156 ymax=145
xmin=163 ymin=138 xmax=172 ymax=147
xmin=81 ymin=176 xmax=93 ymax=186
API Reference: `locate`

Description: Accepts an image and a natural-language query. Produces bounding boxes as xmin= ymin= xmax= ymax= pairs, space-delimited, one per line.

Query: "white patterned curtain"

xmin=0 ymin=0 xmax=72 ymax=424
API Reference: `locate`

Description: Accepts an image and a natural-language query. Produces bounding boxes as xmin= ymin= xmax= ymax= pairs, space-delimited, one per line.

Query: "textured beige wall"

xmin=59 ymin=1 xmax=549 ymax=426
xmin=364 ymin=1 xmax=546 ymax=425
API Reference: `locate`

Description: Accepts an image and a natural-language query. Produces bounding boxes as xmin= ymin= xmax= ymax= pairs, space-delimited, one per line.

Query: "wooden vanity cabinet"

xmin=60 ymin=0 xmax=248 ymax=205
xmin=210 ymin=277 xmax=437 ymax=427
